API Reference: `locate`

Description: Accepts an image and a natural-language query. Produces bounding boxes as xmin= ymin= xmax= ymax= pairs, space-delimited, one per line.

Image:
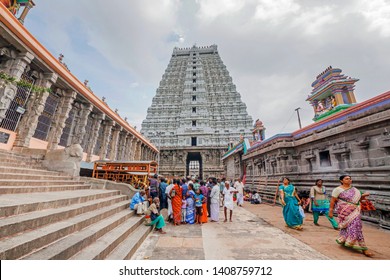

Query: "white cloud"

xmin=253 ymin=0 xmax=300 ymax=23
xmin=196 ymin=0 xmax=246 ymax=21
xmin=358 ymin=0 xmax=390 ymax=37
xmin=292 ymin=5 xmax=336 ymax=35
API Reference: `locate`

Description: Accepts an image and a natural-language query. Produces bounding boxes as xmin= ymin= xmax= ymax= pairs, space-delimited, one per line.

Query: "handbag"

xmin=171 ymin=189 xmax=176 ymax=198
xmin=360 ymin=199 xmax=376 ymax=211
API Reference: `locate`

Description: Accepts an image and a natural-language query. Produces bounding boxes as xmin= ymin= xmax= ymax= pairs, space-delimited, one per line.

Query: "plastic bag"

xmin=299 ymin=205 xmax=305 ymax=218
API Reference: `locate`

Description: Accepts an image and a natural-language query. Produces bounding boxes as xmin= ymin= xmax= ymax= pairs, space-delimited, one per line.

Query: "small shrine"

xmin=1 ymin=0 xmax=35 ymax=24
xmin=307 ymin=66 xmax=359 ymax=121
xmin=252 ymin=119 xmax=266 ymax=142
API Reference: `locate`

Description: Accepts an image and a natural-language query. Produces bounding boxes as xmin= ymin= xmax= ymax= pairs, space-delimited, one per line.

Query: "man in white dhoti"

xmin=165 ymin=181 xmax=174 ymax=221
xmin=234 ymin=178 xmax=244 ymax=207
xmin=223 ymin=181 xmax=238 ymax=222
xmin=210 ymin=181 xmax=220 ymax=222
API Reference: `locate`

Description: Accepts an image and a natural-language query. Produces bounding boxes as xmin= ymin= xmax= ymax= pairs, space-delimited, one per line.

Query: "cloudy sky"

xmin=23 ymin=0 xmax=390 ymax=139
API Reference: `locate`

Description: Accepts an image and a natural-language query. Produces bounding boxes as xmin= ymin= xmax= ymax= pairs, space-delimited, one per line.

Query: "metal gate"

xmin=33 ymin=92 xmax=61 ymax=141
xmin=0 ymin=73 xmax=35 ymax=131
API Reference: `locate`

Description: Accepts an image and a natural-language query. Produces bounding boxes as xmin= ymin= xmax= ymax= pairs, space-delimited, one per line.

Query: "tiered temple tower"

xmin=306 ymin=66 xmax=359 ymax=121
xmin=141 ymin=45 xmax=253 ymax=178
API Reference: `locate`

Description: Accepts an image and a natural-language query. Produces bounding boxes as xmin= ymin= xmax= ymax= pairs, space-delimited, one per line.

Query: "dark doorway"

xmin=186 ymin=152 xmax=202 ymax=179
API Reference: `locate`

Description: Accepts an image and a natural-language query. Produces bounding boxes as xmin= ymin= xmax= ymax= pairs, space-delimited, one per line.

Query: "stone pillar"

xmin=119 ymin=131 xmax=129 ymax=160
xmin=123 ymin=134 xmax=134 ymax=160
xmin=109 ymin=126 xmax=122 ymax=160
xmin=135 ymin=140 xmax=142 ymax=160
xmin=348 ymin=90 xmax=357 ymax=103
xmin=13 ymin=72 xmax=58 ymax=147
xmin=47 ymin=90 xmax=77 ymax=150
xmin=334 ymin=93 xmax=343 ymax=105
xmin=86 ymin=113 xmax=105 ymax=162
xmin=71 ymin=103 xmax=93 ymax=145
xmin=0 ymin=52 xmax=34 ymax=123
xmin=99 ymin=120 xmax=115 ymax=160
xmin=130 ymin=137 xmax=138 ymax=160
xmin=18 ymin=1 xmax=35 ymax=25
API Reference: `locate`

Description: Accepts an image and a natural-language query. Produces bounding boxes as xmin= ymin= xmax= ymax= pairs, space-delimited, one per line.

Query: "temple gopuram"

xmin=141 ymin=45 xmax=253 ymax=179
xmin=223 ymin=67 xmax=390 ymax=229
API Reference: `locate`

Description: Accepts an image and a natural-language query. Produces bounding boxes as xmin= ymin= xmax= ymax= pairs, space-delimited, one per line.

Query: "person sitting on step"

xmin=146 ymin=197 xmax=166 ymax=234
xmin=130 ymin=190 xmax=148 ymax=215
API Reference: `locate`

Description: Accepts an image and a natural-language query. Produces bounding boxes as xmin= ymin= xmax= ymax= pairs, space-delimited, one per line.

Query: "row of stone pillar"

xmin=0 ymin=51 xmax=158 ymax=162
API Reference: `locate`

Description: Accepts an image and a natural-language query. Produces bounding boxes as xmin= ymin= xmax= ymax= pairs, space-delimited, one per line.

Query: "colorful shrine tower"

xmin=306 ymin=66 xmax=359 ymax=121
xmin=252 ymin=119 xmax=265 ymax=142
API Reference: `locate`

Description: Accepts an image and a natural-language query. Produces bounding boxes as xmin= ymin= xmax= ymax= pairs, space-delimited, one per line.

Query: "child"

xmin=181 ymin=197 xmax=187 ymax=224
xmin=194 ymin=189 xmax=205 ymax=225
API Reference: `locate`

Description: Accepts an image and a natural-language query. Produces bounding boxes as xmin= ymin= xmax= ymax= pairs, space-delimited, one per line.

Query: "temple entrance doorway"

xmin=186 ymin=152 xmax=202 ymax=179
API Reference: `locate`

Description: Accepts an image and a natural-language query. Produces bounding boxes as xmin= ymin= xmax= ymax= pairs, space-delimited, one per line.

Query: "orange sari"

xmin=170 ymin=184 xmax=182 ymax=225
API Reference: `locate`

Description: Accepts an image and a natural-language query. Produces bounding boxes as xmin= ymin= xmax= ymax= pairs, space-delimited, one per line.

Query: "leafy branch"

xmin=0 ymin=71 xmax=52 ymax=94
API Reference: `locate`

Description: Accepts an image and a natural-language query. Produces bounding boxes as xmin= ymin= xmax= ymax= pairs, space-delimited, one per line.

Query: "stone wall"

xmin=229 ymin=94 xmax=390 ymax=229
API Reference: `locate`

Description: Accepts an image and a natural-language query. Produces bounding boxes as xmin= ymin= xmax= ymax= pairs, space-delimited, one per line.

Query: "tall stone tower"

xmin=141 ymin=45 xmax=253 ymax=179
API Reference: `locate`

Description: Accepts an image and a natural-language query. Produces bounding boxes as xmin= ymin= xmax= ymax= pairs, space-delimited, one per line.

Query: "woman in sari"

xmin=199 ymin=181 xmax=208 ymax=223
xmin=310 ymin=179 xmax=338 ymax=229
xmin=329 ymin=175 xmax=374 ymax=257
xmin=278 ymin=177 xmax=303 ymax=230
xmin=169 ymin=179 xmax=182 ymax=225
xmin=185 ymin=183 xmax=196 ymax=224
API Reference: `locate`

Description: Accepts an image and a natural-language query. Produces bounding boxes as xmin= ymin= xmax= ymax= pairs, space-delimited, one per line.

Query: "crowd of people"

xmin=130 ymin=174 xmax=374 ymax=257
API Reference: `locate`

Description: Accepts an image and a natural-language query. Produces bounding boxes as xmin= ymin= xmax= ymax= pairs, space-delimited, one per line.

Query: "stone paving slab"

xmin=131 ymin=206 xmax=328 ymax=260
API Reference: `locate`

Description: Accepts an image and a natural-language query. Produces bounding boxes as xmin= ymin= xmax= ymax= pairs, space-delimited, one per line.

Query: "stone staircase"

xmin=0 ymin=149 xmax=152 ymax=260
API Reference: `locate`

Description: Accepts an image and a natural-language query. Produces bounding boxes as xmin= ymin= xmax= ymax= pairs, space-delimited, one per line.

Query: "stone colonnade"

xmin=0 ymin=20 xmax=158 ymax=163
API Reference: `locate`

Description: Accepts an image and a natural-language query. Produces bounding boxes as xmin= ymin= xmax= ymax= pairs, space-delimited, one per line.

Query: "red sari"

xmin=170 ymin=184 xmax=182 ymax=225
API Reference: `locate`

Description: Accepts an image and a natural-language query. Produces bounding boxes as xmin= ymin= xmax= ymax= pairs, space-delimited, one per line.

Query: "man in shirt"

xmin=130 ymin=190 xmax=148 ymax=214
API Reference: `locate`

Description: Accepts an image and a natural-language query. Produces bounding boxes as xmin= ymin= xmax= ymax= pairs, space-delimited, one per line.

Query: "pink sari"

xmin=335 ymin=187 xmax=367 ymax=250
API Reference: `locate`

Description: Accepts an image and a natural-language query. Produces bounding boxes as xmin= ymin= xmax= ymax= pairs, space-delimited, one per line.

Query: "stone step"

xmin=106 ymin=224 xmax=152 ymax=260
xmin=0 ymin=180 xmax=82 ymax=187
xmin=0 ymin=150 xmax=35 ymax=160
xmin=0 ymin=154 xmax=40 ymax=163
xmin=0 ymin=184 xmax=90 ymax=195
xmin=0 ymin=166 xmax=61 ymax=176
xmin=0 ymin=162 xmax=44 ymax=170
xmin=0 ymin=199 xmax=130 ymax=260
xmin=0 ymin=189 xmax=120 ymax=218
xmin=69 ymin=215 xmax=144 ymax=260
xmin=0 ymin=173 xmax=73 ymax=181
xmin=0 ymin=197 xmax=128 ymax=240
xmin=22 ymin=210 xmax=135 ymax=260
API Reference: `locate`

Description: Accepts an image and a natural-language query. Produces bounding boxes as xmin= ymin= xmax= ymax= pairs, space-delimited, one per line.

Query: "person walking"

xmin=223 ymin=181 xmax=237 ymax=222
xmin=310 ymin=179 xmax=338 ymax=229
xmin=234 ymin=178 xmax=244 ymax=207
xmin=278 ymin=177 xmax=303 ymax=230
xmin=329 ymin=175 xmax=374 ymax=257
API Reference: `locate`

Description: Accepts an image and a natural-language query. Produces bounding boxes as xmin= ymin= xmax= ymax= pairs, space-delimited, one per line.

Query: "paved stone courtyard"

xmin=132 ymin=205 xmax=329 ymax=260
xmin=132 ymin=203 xmax=390 ymax=260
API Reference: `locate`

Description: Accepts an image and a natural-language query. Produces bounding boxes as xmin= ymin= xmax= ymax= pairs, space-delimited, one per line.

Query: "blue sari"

xmin=186 ymin=190 xmax=196 ymax=224
xmin=279 ymin=184 xmax=303 ymax=229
